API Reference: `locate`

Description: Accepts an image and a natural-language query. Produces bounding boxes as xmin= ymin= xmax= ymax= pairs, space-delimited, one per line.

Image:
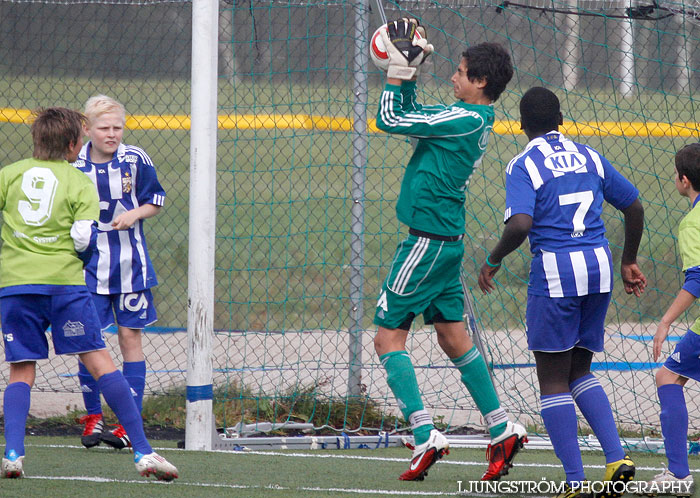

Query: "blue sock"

xmin=541 ymin=393 xmax=585 ymax=483
xmin=571 ymin=374 xmax=625 ymax=464
xmin=78 ymin=361 xmax=102 ymax=415
xmin=123 ymin=361 xmax=146 ymax=413
xmin=98 ymin=371 xmax=152 ymax=455
xmin=658 ymin=384 xmax=690 ymax=478
xmin=3 ymin=382 xmax=31 ymax=457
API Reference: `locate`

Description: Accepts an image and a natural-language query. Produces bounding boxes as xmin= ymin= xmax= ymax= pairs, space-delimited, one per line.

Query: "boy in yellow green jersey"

xmin=640 ymin=143 xmax=700 ymax=497
xmin=0 ymin=108 xmax=177 ymax=481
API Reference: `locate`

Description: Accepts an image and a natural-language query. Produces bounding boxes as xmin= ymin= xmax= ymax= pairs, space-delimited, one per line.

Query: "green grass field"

xmin=1 ymin=435 xmax=698 ymax=497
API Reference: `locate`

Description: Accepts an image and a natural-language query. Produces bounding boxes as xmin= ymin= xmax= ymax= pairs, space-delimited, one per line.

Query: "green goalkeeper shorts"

xmin=373 ymin=233 xmax=465 ymax=329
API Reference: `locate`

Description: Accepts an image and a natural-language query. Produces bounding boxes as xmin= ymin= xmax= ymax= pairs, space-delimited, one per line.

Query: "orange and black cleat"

xmin=481 ymin=421 xmax=528 ymax=481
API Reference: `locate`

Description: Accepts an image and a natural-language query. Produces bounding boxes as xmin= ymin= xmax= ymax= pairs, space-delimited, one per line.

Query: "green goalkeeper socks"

xmin=380 ymin=350 xmax=434 ymax=445
xmin=451 ymin=347 xmax=507 ymax=439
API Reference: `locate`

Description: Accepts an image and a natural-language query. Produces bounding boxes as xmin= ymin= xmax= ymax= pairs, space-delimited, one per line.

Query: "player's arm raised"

xmin=376 ymin=91 xmax=482 ymax=138
xmin=380 ymin=18 xmax=433 ymax=83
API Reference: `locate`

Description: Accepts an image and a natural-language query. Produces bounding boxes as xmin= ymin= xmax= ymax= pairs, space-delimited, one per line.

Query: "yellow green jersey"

xmin=0 ymin=158 xmax=99 ymax=288
xmin=678 ymin=200 xmax=700 ymax=335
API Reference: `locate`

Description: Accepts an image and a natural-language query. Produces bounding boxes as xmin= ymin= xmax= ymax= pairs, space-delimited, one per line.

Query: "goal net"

xmin=0 ymin=0 xmax=698 ymax=442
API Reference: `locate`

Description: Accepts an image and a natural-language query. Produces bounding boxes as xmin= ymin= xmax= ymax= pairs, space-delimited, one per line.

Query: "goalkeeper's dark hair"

xmin=520 ymin=87 xmax=561 ymax=134
xmin=461 ymin=42 xmax=513 ymax=102
xmin=675 ymin=143 xmax=700 ymax=191
xmin=31 ymin=107 xmax=86 ymax=161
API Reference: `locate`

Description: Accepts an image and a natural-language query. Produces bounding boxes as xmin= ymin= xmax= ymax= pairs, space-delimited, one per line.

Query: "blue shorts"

xmin=92 ymin=289 xmax=157 ymax=330
xmin=526 ymin=292 xmax=611 ymax=353
xmin=1 ymin=290 xmax=105 ymax=363
xmin=663 ymin=330 xmax=700 ymax=382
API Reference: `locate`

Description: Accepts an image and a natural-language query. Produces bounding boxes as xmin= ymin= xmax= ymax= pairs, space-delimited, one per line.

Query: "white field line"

xmin=24 ymin=476 xmax=454 ymax=496
xmin=25 ymin=475 xmax=545 ymax=497
xmin=24 ymin=442 xmax=685 ymax=473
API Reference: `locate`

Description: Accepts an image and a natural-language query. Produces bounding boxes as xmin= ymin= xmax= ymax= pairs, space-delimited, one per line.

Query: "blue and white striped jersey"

xmin=504 ymin=131 xmax=638 ymax=297
xmin=73 ymin=142 xmax=165 ymax=295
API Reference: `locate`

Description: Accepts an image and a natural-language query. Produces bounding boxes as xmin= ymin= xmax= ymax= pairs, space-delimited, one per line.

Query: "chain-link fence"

xmin=0 ymin=0 xmax=699 ymax=436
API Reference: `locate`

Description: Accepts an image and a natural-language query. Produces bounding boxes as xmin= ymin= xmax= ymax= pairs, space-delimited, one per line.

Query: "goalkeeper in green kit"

xmin=372 ymin=19 xmax=527 ymax=481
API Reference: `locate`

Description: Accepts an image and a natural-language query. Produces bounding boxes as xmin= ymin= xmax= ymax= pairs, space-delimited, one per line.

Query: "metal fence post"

xmin=348 ymin=0 xmax=370 ymax=398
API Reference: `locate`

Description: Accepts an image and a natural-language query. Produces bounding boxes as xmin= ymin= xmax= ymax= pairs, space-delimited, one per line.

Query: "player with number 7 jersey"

xmin=503 ymin=128 xmax=639 ymax=298
xmin=479 ymin=88 xmax=645 ymax=496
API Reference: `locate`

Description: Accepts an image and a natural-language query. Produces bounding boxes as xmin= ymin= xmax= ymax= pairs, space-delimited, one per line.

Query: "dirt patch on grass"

xmin=3 ymin=416 xmax=186 ymax=441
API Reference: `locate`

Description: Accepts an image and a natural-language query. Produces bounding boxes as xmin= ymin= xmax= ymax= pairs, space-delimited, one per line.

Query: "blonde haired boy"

xmin=74 ymin=95 xmax=165 ymax=450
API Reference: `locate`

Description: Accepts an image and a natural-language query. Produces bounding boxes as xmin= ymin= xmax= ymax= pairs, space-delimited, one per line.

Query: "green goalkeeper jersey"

xmin=0 ymin=157 xmax=99 ymax=288
xmin=376 ymin=81 xmax=495 ymax=236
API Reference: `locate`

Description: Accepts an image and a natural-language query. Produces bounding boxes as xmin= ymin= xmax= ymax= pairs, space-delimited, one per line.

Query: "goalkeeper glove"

xmin=407 ymin=18 xmax=434 ymax=77
xmin=380 ymin=18 xmax=432 ymax=80
xmin=413 ymin=21 xmax=433 ymax=61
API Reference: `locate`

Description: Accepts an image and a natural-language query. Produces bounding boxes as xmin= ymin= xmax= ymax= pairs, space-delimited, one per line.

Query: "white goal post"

xmin=186 ymin=0 xmax=218 ymax=451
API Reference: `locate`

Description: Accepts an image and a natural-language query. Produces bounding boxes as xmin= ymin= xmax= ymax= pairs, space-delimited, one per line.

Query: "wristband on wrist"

xmin=486 ymin=256 xmax=501 ymax=268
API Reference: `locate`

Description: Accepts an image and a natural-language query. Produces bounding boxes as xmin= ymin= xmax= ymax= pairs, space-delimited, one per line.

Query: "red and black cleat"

xmin=481 ymin=421 xmax=528 ymax=481
xmin=101 ymin=424 xmax=131 ymax=450
xmin=79 ymin=413 xmax=104 ymax=448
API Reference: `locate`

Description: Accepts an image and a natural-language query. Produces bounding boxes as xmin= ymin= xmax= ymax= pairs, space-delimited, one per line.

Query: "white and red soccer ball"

xmin=369 ymin=23 xmax=424 ymax=72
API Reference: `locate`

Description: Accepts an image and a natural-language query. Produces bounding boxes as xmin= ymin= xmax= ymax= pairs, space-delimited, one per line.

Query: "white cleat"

xmin=134 ymin=451 xmax=179 ymax=481
xmin=2 ymin=450 xmax=24 ymax=478
xmin=399 ymin=429 xmax=450 ymax=481
xmin=636 ymin=466 xmax=694 ymax=496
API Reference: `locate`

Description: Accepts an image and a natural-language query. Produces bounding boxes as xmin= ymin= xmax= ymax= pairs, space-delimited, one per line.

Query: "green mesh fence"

xmin=0 ymin=0 xmax=699 ymax=442
xmin=0 ymin=0 xmax=192 ymax=400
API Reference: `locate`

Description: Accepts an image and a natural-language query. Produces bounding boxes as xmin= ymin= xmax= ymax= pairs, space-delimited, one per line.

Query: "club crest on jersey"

xmin=63 ymin=321 xmax=85 ymax=337
xmin=478 ymin=125 xmax=492 ymax=150
xmin=543 ymin=151 xmax=587 ymax=173
xmin=122 ymin=171 xmax=132 ymax=193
